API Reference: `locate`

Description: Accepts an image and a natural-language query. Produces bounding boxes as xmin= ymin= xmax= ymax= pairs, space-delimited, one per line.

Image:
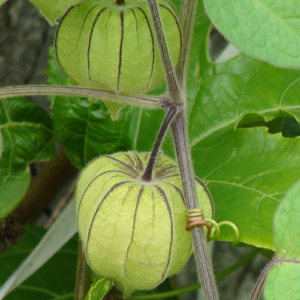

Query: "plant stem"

xmin=142 ymin=106 xmax=177 ymax=181
xmin=75 ymin=240 xmax=90 ymax=300
xmin=146 ymin=0 xmax=181 ymax=104
xmin=130 ymin=248 xmax=260 ymax=300
xmin=171 ymin=113 xmax=219 ymax=300
xmin=145 ymin=0 xmax=219 ymax=298
xmin=176 ymin=0 xmax=198 ymax=90
xmin=0 ymin=85 xmax=164 ymax=109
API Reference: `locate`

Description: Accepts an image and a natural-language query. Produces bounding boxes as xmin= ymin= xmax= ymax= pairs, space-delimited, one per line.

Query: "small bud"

xmin=76 ymin=152 xmax=213 ymax=297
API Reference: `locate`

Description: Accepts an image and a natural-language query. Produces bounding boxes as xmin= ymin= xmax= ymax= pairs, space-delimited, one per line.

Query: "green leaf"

xmin=264 ymin=262 xmax=300 ymax=300
xmin=47 ymin=48 xmax=134 ymax=170
xmin=274 ymin=181 xmax=300 ymax=259
xmin=193 ymin=127 xmax=300 ymax=249
xmin=0 ymin=130 xmax=3 ymax=162
xmin=203 ymin=0 xmax=300 ymax=69
xmin=84 ymin=277 xmax=113 ymax=300
xmin=0 ymin=98 xmax=55 ymax=218
xmin=0 ymin=224 xmax=78 ymax=300
xmin=263 ymin=182 xmax=300 ymax=299
xmin=0 ymin=199 xmax=77 ymax=298
xmin=52 ymin=97 xmax=133 ymax=169
xmin=181 ymin=2 xmax=300 ymax=249
xmin=29 ymin=0 xmax=85 ymax=25
xmin=0 ymin=0 xmax=9 ymax=6
xmin=189 ymin=55 xmax=300 ymax=147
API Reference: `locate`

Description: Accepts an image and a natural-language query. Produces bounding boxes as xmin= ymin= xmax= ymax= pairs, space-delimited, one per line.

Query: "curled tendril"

xmin=206 ymin=219 xmax=240 ymax=247
xmin=185 ymin=209 xmax=240 ymax=247
xmin=185 ymin=209 xmax=211 ymax=237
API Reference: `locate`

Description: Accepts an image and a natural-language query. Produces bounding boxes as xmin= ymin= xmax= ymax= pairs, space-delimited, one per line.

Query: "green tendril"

xmin=217 ymin=221 xmax=240 ymax=247
xmin=205 ymin=219 xmax=240 ymax=247
xmin=205 ymin=218 xmax=220 ymax=239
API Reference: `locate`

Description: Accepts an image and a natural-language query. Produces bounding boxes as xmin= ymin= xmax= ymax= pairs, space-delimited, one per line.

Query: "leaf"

xmin=84 ymin=277 xmax=113 ymax=300
xmin=193 ymin=127 xmax=300 ymax=249
xmin=263 ymin=182 xmax=300 ymax=299
xmin=0 ymin=130 xmax=2 ymax=162
xmin=203 ymin=0 xmax=300 ymax=69
xmin=189 ymin=56 xmax=300 ymax=148
xmin=283 ymin=117 xmax=300 ymax=138
xmin=0 ymin=98 xmax=55 ymax=218
xmin=28 ymin=0 xmax=85 ymax=25
xmin=264 ymin=262 xmax=300 ymax=300
xmin=47 ymin=47 xmax=134 ymax=170
xmin=53 ymin=98 xmax=134 ymax=169
xmin=0 ymin=199 xmax=77 ymax=298
xmin=274 ymin=180 xmax=300 ymax=259
xmin=176 ymin=1 xmax=300 ymax=249
xmin=0 ymin=224 xmax=78 ymax=300
xmin=0 ymin=0 xmax=8 ymax=6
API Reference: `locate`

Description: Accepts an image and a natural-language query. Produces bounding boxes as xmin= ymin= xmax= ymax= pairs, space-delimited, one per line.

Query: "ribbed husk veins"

xmin=55 ymin=0 xmax=181 ymax=95
xmin=76 ymin=152 xmax=213 ymax=296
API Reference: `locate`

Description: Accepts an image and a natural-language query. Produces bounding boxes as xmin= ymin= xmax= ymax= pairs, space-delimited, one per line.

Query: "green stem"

xmin=0 ymin=85 xmax=164 ymax=109
xmin=74 ymin=241 xmax=90 ymax=300
xmin=171 ymin=112 xmax=219 ymax=300
xmin=146 ymin=0 xmax=182 ymax=104
xmin=142 ymin=106 xmax=177 ymax=181
xmin=131 ymin=248 xmax=261 ymax=300
xmin=145 ymin=0 xmax=219 ymax=298
xmin=176 ymin=0 xmax=198 ymax=90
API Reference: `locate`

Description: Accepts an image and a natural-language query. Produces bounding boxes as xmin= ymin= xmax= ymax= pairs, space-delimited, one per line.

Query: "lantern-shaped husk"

xmin=76 ymin=152 xmax=213 ymax=296
xmin=55 ymin=0 xmax=182 ymax=95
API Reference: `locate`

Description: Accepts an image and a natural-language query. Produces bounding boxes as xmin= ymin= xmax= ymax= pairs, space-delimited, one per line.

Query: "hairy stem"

xmin=142 ymin=106 xmax=177 ymax=181
xmin=146 ymin=0 xmax=181 ymax=104
xmin=176 ymin=0 xmax=198 ymax=90
xmin=145 ymin=0 xmax=219 ymax=298
xmin=0 ymin=85 xmax=164 ymax=109
xmin=129 ymin=248 xmax=260 ymax=300
xmin=75 ymin=240 xmax=90 ymax=300
xmin=171 ymin=112 xmax=219 ymax=300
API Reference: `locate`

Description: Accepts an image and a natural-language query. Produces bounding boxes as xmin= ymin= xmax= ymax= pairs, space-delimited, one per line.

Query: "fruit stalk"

xmin=74 ymin=240 xmax=90 ymax=300
xmin=146 ymin=0 xmax=219 ymax=298
xmin=142 ymin=106 xmax=177 ymax=181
